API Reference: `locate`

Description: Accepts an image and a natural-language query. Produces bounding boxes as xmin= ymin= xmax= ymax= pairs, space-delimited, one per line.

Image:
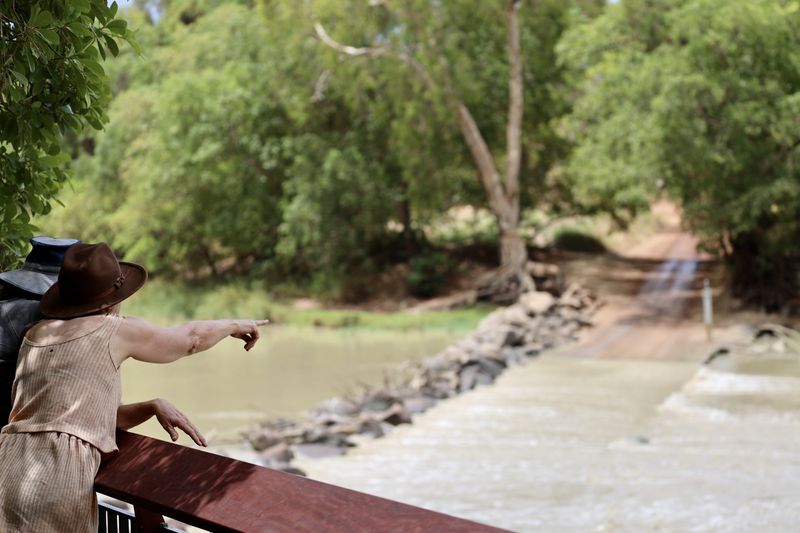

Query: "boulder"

xmin=502 ymin=327 xmax=527 ymax=348
xmin=519 ymin=291 xmax=556 ymax=316
xmin=502 ymin=305 xmax=532 ymax=327
xmin=357 ymin=417 xmax=386 ymax=438
xmin=375 ymin=403 xmax=412 ymax=426
xmin=260 ymin=441 xmax=293 ymax=463
xmin=402 ymin=395 xmax=437 ymax=415
xmin=458 ymin=364 xmax=480 ymax=392
xmin=245 ymin=429 xmax=283 ymax=452
xmin=476 ymin=356 xmax=505 ymax=378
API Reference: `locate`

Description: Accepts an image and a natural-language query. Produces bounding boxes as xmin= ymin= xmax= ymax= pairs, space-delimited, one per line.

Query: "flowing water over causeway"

xmin=299 ymin=353 xmax=800 ymax=532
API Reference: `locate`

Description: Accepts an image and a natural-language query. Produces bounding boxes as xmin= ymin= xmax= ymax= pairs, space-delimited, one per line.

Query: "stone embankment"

xmin=244 ymin=281 xmax=599 ymax=475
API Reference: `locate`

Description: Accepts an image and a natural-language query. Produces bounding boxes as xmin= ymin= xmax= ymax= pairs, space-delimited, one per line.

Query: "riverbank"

xmin=235 ymin=284 xmax=598 ymax=474
xmin=124 ymin=278 xmax=493 ymax=331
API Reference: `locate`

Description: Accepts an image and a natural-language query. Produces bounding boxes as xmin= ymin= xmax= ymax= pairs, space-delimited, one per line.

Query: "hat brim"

xmin=0 ymin=269 xmax=58 ymax=296
xmin=39 ymin=262 xmax=147 ymax=319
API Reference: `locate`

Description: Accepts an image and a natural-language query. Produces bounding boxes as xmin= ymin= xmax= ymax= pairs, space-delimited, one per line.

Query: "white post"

xmin=702 ymin=278 xmax=713 ymax=342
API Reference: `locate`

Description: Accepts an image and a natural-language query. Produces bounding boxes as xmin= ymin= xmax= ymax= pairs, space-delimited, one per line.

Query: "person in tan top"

xmin=0 ymin=236 xmax=207 ymax=445
xmin=0 ymin=242 xmax=268 ymax=532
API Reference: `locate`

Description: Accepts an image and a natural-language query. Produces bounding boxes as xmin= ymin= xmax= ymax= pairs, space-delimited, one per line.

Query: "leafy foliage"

xmin=560 ymin=0 xmax=800 ymax=306
xmin=0 ymin=0 xmax=137 ymax=267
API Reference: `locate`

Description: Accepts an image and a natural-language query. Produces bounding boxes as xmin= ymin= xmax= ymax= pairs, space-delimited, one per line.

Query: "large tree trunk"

xmin=313 ymin=0 xmax=533 ymax=303
xmin=500 ymin=227 xmax=527 ymax=273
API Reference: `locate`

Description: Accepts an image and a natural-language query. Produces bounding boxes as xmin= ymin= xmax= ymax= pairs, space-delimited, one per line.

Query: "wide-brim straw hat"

xmin=39 ymin=242 xmax=147 ymax=319
xmin=0 ymin=237 xmax=79 ymax=296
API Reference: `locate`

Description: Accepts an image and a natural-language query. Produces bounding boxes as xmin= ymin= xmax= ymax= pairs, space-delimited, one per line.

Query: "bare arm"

xmin=111 ymin=317 xmax=269 ymax=366
xmin=116 ymin=399 xmax=207 ymax=446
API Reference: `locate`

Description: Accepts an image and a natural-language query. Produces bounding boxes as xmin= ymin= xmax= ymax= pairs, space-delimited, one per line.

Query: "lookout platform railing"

xmin=95 ymin=431 xmax=504 ymax=533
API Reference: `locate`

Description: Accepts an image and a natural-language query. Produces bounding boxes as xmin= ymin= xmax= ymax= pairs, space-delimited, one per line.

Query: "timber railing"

xmin=95 ymin=431 xmax=505 ymax=533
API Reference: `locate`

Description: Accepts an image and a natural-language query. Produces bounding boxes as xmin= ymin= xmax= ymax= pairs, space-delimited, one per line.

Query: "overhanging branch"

xmin=312 ymin=21 xmax=436 ymax=90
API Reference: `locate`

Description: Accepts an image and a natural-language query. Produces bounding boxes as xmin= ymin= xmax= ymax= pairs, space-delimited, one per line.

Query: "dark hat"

xmin=39 ymin=242 xmax=147 ymax=319
xmin=0 ymin=237 xmax=80 ymax=296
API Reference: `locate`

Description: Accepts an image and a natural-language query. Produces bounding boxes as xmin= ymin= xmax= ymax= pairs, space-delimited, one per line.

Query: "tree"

xmin=0 ymin=1 xmax=137 ymax=267
xmin=560 ymin=0 xmax=800 ymax=308
xmin=310 ymin=0 xmax=561 ymax=300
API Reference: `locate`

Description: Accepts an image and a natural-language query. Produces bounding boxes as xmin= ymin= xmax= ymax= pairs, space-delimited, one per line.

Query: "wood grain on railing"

xmin=96 ymin=431 xmax=507 ymax=533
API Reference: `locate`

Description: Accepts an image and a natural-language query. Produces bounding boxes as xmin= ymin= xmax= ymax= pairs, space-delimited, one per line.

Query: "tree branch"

xmin=505 ymin=0 xmax=524 ymax=213
xmin=312 ymin=21 xmax=436 ymax=90
xmin=313 ymin=22 xmax=385 ymax=57
xmin=455 ymin=102 xmax=513 ymax=229
xmin=310 ymin=69 xmax=330 ymax=102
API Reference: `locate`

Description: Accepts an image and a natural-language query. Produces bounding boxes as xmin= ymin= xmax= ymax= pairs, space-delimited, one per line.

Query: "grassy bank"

xmin=124 ymin=279 xmax=492 ymax=332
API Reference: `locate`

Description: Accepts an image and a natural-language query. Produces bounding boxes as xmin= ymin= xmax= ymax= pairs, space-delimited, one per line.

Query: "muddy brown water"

xmin=120 ymin=326 xmax=459 ymax=441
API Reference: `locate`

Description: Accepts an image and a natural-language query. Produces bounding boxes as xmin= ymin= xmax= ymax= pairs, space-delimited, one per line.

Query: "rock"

xmin=526 ymin=261 xmax=561 ymax=279
xmin=458 ymin=364 xmax=480 ymax=392
xmin=375 ymin=403 xmax=412 ymax=425
xmin=327 ymin=420 xmax=363 ymax=436
xmin=476 ymin=356 xmax=505 ymax=378
xmin=357 ymin=417 xmax=385 ymax=438
xmin=519 ymin=291 xmax=556 ymax=316
xmin=402 ymin=395 xmax=437 ymax=415
xmin=502 ymin=305 xmax=532 ymax=327
xmin=260 ymin=442 xmax=293 ymax=463
xmin=311 ymin=397 xmax=359 ymax=417
xmin=502 ymin=327 xmax=526 ymax=347
xmin=360 ymin=391 xmax=399 ymax=413
xmin=245 ymin=429 xmax=283 ymax=452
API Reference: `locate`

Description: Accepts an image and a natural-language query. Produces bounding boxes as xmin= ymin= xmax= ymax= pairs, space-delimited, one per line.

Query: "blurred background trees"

xmin=560 ymin=0 xmax=800 ymax=308
xmin=5 ymin=0 xmax=799 ymax=309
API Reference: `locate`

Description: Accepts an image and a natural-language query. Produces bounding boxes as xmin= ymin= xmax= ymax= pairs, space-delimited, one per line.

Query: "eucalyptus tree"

xmin=309 ymin=0 xmax=591 ymax=300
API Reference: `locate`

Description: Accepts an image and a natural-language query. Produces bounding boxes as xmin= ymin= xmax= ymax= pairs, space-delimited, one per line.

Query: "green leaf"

xmin=72 ymin=0 xmax=91 ymax=13
xmin=67 ymin=21 xmax=92 ymax=37
xmin=79 ymin=58 xmax=105 ymax=78
xmin=40 ymin=153 xmax=70 ymax=166
xmin=125 ymin=34 xmax=142 ymax=56
xmin=104 ymin=35 xmax=120 ymax=57
xmin=30 ymin=10 xmax=53 ymax=28
xmin=38 ymin=28 xmax=60 ymax=45
xmin=107 ymin=19 xmax=127 ymax=36
xmin=9 ymin=70 xmax=28 ymax=87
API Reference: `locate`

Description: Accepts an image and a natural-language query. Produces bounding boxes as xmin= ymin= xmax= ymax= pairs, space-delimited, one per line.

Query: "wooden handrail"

xmin=96 ymin=431 xmax=507 ymax=533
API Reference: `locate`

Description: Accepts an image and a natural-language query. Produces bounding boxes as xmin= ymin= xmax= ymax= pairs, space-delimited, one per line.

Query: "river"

xmin=120 ymin=326 xmax=459 ymax=442
xmin=298 ymin=347 xmax=800 ymax=532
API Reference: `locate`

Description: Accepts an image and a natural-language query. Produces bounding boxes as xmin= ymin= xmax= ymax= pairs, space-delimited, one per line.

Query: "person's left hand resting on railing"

xmin=116 ymin=399 xmax=207 ymax=447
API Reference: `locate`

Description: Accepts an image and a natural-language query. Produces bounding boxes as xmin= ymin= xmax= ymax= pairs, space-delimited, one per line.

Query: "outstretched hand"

xmin=231 ymin=319 xmax=270 ymax=351
xmin=152 ymin=398 xmax=207 ymax=446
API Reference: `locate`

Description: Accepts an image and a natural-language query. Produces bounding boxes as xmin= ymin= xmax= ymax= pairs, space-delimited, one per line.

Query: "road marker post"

xmin=702 ymin=278 xmax=713 ymax=342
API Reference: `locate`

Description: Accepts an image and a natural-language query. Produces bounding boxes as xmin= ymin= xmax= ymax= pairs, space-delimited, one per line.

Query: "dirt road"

xmin=559 ymin=202 xmax=741 ymax=360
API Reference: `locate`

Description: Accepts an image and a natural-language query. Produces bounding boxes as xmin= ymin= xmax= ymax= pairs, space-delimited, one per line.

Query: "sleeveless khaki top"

xmin=2 ymin=315 xmax=123 ymax=453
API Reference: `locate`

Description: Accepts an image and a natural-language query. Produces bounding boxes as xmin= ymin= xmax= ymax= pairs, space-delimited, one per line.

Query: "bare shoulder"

xmin=27 ymin=316 xmax=105 ymax=345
